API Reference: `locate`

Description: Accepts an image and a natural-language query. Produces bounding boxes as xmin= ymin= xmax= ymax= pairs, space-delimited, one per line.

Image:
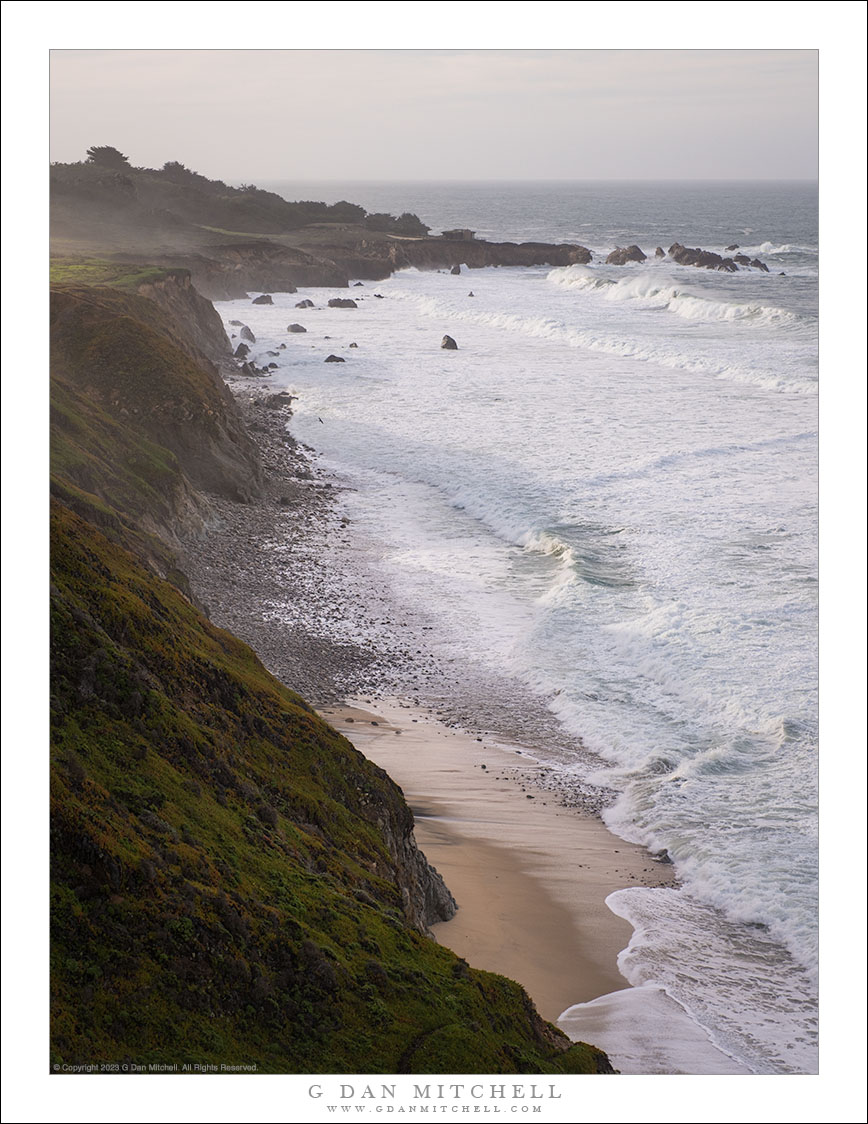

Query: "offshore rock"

xmin=450 ymin=264 xmax=461 ymax=275
xmin=287 ymin=323 xmax=307 ymax=333
xmin=240 ymin=325 xmax=256 ymax=343
xmin=233 ymin=342 xmax=250 ymax=359
xmin=324 ymin=354 xmax=345 ymax=363
xmin=668 ymin=242 xmax=742 ymax=272
xmin=295 ymin=299 xmax=315 ymax=308
xmin=441 ymin=335 xmax=458 ymax=350
xmin=328 ymin=298 xmax=358 ymax=309
xmin=606 ymin=244 xmax=647 ymax=265
xmin=252 ymin=293 xmax=273 ymax=305
xmin=670 ymin=243 xmax=732 ymax=271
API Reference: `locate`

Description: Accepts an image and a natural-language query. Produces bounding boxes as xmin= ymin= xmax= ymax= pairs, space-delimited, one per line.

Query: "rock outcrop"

xmin=668 ymin=243 xmax=738 ymax=272
xmin=134 ymin=269 xmax=234 ymax=368
xmin=606 ymin=245 xmax=647 ymax=265
xmin=666 ymin=243 xmax=769 ymax=273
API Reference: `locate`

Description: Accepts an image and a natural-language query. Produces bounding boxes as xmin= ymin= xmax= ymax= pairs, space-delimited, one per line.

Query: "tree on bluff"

xmin=395 ymin=212 xmax=430 ymax=236
xmin=365 ymin=212 xmax=430 ymax=236
xmin=86 ymin=145 xmax=131 ymax=169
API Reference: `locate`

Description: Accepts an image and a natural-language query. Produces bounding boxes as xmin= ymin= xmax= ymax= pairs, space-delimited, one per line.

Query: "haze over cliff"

xmin=50 ymin=149 xmax=593 ymax=299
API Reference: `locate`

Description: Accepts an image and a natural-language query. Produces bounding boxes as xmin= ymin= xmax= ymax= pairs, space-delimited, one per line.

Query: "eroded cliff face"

xmin=142 ymin=243 xmax=351 ymax=300
xmin=247 ymin=233 xmax=594 ymax=286
xmin=50 ymin=282 xmax=263 ymax=506
xmin=91 ymin=235 xmax=594 ymax=300
xmin=368 ymin=771 xmax=458 ymax=931
xmin=134 ymin=269 xmax=235 ymax=365
xmin=49 ymin=268 xmax=612 ymax=1074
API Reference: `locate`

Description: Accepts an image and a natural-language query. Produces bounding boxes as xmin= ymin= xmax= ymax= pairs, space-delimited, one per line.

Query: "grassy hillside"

xmin=48 ymin=273 xmax=612 ymax=1073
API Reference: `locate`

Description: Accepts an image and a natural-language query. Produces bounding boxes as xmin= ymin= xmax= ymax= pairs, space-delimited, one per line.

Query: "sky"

xmin=48 ymin=48 xmax=819 ymax=182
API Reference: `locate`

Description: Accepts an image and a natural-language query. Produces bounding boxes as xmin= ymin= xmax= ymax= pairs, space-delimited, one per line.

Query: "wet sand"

xmin=320 ymin=699 xmax=674 ymax=1024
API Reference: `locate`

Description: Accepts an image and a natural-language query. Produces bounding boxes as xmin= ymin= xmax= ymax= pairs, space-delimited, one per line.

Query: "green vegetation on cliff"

xmin=50 ymin=501 xmax=609 ymax=1073
xmin=49 ymin=272 xmax=612 ymax=1073
xmin=49 ymin=258 xmax=173 ymax=290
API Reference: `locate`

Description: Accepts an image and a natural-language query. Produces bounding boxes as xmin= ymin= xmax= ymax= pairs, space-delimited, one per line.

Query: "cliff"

xmin=50 ymin=158 xmax=593 ymax=298
xmin=51 ymin=279 xmax=262 ymax=507
xmin=49 ymin=267 xmax=612 ymax=1073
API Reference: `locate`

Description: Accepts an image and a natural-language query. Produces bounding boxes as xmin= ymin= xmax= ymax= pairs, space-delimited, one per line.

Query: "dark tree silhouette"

xmin=85 ymin=145 xmax=130 ymax=168
xmin=395 ymin=212 xmax=430 ymax=236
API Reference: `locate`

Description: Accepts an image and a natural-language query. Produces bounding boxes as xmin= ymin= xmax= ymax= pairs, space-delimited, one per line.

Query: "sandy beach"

xmin=320 ymin=700 xmax=674 ymax=1024
xmin=182 ymin=381 xmax=678 ymax=1034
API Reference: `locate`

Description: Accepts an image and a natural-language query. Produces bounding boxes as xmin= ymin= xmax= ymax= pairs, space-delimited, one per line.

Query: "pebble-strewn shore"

xmin=180 ymin=378 xmax=388 ymax=703
xmin=181 ymin=374 xmax=629 ymax=823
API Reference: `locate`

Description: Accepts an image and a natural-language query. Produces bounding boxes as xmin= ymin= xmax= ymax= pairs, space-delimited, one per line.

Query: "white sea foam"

xmin=215 ymin=188 xmax=817 ymax=1074
xmin=605 ymin=889 xmax=818 ymax=1074
xmin=745 ymin=240 xmax=818 ymax=256
xmin=549 ymin=265 xmax=804 ymax=326
xmin=388 ymin=279 xmax=817 ymax=394
xmin=558 ymin=986 xmax=750 ymax=1075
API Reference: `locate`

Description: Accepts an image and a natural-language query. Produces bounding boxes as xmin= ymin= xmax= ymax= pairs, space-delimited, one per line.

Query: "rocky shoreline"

xmin=179 ymin=381 xmax=384 ymax=704
xmin=179 ymin=366 xmax=631 ymax=826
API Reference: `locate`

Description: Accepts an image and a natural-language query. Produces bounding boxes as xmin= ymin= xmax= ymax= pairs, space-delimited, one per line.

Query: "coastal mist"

xmin=217 ymin=181 xmax=818 ymax=1075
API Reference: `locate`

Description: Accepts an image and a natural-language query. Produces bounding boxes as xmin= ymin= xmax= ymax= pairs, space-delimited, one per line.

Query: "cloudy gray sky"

xmin=49 ymin=49 xmax=818 ymax=181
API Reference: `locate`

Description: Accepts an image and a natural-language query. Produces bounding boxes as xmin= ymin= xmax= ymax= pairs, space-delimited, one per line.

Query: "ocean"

xmin=217 ymin=180 xmax=818 ymax=1074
